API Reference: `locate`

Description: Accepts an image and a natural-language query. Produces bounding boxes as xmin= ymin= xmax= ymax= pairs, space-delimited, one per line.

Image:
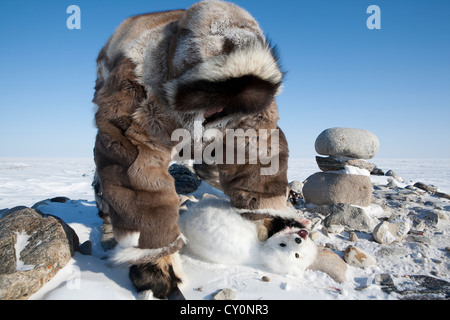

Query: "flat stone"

xmin=303 ymin=172 xmax=372 ymax=207
xmin=322 ymin=203 xmax=371 ymax=232
xmin=315 ymin=127 xmax=380 ymax=159
xmin=344 ymin=246 xmax=376 ymax=268
xmin=413 ymin=182 xmax=438 ymax=194
xmin=308 ymin=247 xmax=348 ymax=283
xmin=212 ymin=288 xmax=236 ymax=300
xmin=316 ymin=156 xmax=376 ymax=173
xmin=381 ymin=275 xmax=450 ymax=299
xmin=373 ymin=220 xmax=410 ymax=245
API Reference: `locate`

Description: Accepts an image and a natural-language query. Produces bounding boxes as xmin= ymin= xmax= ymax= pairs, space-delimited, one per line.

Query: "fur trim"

xmin=164 ymin=42 xmax=283 ymax=109
xmin=109 ymin=234 xmax=187 ymax=265
xmin=232 ymin=206 xmax=298 ymax=220
xmin=116 ymin=231 xmax=140 ymax=248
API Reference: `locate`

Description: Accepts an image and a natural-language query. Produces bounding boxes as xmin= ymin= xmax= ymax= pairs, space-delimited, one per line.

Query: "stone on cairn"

xmin=303 ymin=128 xmax=379 ymax=207
xmin=303 ymin=172 xmax=372 ymax=207
xmin=315 ymin=127 xmax=379 ymax=159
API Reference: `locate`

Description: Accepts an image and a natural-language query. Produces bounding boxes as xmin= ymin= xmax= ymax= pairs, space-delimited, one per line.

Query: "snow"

xmin=0 ymin=157 xmax=449 ymax=300
xmin=13 ymin=231 xmax=35 ymax=271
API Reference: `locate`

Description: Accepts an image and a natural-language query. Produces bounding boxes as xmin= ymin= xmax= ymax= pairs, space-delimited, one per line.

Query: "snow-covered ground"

xmin=0 ymin=157 xmax=449 ymax=300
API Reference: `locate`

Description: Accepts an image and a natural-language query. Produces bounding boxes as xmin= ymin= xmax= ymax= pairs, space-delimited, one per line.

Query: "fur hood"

xmin=101 ymin=0 xmax=283 ymax=127
xmin=164 ymin=1 xmax=283 ymax=113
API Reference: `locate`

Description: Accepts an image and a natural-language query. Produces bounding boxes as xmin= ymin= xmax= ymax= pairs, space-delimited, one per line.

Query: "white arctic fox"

xmin=178 ymin=196 xmax=318 ymax=276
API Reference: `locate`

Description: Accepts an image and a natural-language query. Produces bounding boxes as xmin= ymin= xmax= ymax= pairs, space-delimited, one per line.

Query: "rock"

xmin=315 ymin=156 xmax=376 ymax=173
xmin=324 ymin=243 xmax=338 ymax=251
xmin=321 ymin=203 xmax=371 ymax=232
xmin=289 ymin=181 xmax=304 ymax=195
xmin=375 ymin=273 xmax=394 ymax=287
xmin=310 ymin=231 xmax=320 ymax=240
xmin=308 ymin=247 xmax=348 ymax=283
xmin=375 ymin=245 xmax=409 ymax=259
xmin=289 ymin=181 xmax=304 ymax=207
xmin=79 ymin=240 xmax=92 ymax=255
xmin=1 ymin=206 xmax=30 ymax=219
xmin=385 ymin=179 xmax=399 ymax=189
xmin=303 ymin=173 xmax=372 ymax=207
xmin=344 ymin=246 xmax=376 ymax=268
xmin=434 ymin=191 xmax=450 ymax=200
xmin=413 ymin=182 xmax=438 ymax=194
xmin=307 ymin=203 xmax=346 ymax=216
xmin=381 ymin=275 xmax=450 ymax=299
xmin=414 ymin=209 xmax=439 ymax=227
xmin=315 ymin=127 xmax=380 ymax=159
xmin=326 ymin=225 xmax=345 ymax=234
xmin=423 ymin=200 xmax=440 ymax=209
xmin=371 ymin=167 xmax=385 ymax=176
xmin=373 ymin=220 xmax=410 ymax=245
xmin=349 ymin=232 xmax=359 ymax=242
xmin=39 ymin=213 xmax=80 ymax=252
xmin=261 ymin=276 xmax=270 ymax=282
xmin=0 ymin=208 xmax=77 ymax=300
xmin=385 ymin=170 xmax=402 ymax=181
xmin=178 ymin=194 xmax=198 ymax=206
xmin=309 ymin=217 xmax=322 ymax=230
xmin=50 ymin=196 xmax=70 ymax=203
xmin=407 ymin=234 xmax=431 ymax=244
xmin=321 ymin=227 xmax=329 ymax=237
xmin=212 ymin=288 xmax=236 ymax=300
xmin=169 ymin=164 xmax=202 ymax=194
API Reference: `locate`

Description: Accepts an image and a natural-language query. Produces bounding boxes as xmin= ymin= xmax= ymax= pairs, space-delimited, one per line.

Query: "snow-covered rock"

xmin=373 ymin=219 xmax=410 ymax=245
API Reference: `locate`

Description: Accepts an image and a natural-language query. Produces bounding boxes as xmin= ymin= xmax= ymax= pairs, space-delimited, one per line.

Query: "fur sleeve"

xmin=94 ymin=56 xmax=184 ymax=263
xmin=217 ymin=123 xmax=291 ymax=220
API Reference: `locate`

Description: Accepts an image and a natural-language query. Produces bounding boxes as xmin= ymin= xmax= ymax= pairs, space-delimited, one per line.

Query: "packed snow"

xmin=0 ymin=157 xmax=449 ymax=300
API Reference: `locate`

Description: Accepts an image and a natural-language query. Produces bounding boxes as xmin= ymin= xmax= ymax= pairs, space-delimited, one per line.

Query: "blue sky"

xmin=0 ymin=0 xmax=449 ymax=159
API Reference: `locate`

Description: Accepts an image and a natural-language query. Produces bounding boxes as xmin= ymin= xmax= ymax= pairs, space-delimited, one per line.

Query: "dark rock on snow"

xmin=169 ymin=164 xmax=202 ymax=194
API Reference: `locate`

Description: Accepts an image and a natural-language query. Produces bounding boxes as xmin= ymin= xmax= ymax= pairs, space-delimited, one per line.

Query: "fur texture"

xmin=93 ymin=0 xmax=291 ymax=297
xmin=129 ymin=253 xmax=183 ymax=299
xmin=179 ymin=196 xmax=317 ymax=275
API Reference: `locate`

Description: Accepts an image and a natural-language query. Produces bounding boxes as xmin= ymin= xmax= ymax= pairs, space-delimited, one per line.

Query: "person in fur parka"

xmin=93 ymin=0 xmax=295 ymax=299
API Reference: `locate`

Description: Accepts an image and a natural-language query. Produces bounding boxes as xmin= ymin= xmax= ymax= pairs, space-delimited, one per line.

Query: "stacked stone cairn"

xmin=303 ymin=127 xmax=380 ymax=207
